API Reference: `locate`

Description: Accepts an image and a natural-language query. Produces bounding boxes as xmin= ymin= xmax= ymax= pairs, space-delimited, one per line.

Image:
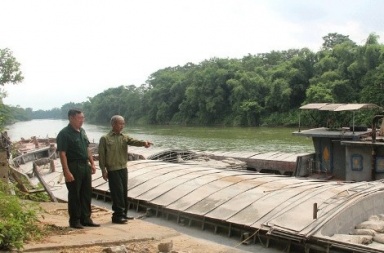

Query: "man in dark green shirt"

xmin=57 ymin=109 xmax=99 ymax=229
xmin=98 ymin=115 xmax=152 ymax=224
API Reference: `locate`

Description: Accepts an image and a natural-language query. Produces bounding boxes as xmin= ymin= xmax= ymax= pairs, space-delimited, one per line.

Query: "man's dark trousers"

xmin=65 ymin=161 xmax=92 ymax=226
xmin=108 ymin=168 xmax=128 ymax=219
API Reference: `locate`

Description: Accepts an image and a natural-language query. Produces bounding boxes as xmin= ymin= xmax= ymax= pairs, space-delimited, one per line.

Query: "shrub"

xmin=0 ymin=182 xmax=41 ymax=250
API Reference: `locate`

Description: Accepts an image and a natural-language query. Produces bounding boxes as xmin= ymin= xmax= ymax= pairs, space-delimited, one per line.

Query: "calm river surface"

xmin=6 ymin=119 xmax=314 ymax=153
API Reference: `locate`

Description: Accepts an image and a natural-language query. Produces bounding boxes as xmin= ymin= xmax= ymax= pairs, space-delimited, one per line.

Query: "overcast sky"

xmin=1 ymin=0 xmax=384 ymax=110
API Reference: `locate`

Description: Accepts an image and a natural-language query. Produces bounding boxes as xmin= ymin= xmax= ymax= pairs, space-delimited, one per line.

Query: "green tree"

xmin=227 ymin=71 xmax=267 ymax=126
xmin=321 ymin=33 xmax=354 ymax=50
xmin=350 ymin=33 xmax=384 ymax=106
xmin=0 ymin=48 xmax=24 ymax=130
xmin=306 ymin=35 xmax=360 ymax=105
xmin=145 ymin=64 xmax=193 ymax=124
xmin=0 ymin=49 xmax=23 ymax=86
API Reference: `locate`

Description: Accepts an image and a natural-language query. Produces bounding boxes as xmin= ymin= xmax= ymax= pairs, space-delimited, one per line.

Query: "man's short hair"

xmin=68 ymin=109 xmax=83 ymax=119
xmin=111 ymin=115 xmax=124 ymax=125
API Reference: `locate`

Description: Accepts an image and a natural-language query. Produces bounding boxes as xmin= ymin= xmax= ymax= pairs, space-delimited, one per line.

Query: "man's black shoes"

xmin=112 ymin=217 xmax=128 ymax=224
xmin=81 ymin=222 xmax=100 ymax=227
xmin=70 ymin=222 xmax=84 ymax=229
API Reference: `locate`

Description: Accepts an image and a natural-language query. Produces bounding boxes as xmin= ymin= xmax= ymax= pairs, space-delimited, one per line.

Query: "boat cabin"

xmin=293 ymin=103 xmax=384 ymax=182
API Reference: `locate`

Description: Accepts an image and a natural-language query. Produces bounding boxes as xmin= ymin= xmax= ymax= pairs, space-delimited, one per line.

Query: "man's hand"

xmin=91 ymin=164 xmax=96 ymax=174
xmin=102 ymin=171 xmax=108 ymax=181
xmin=64 ymin=171 xmax=75 ymax=182
xmin=144 ymin=141 xmax=153 ymax=148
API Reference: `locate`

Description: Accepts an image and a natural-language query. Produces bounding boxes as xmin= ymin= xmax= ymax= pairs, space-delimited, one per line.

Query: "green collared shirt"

xmin=98 ymin=131 xmax=146 ymax=173
xmin=57 ymin=124 xmax=90 ymax=161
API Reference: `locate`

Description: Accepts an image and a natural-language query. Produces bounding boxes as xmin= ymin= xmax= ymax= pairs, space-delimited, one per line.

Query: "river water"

xmin=6 ymin=119 xmax=314 ymax=153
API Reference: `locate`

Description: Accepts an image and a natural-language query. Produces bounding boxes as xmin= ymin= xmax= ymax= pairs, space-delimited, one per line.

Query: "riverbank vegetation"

xmin=2 ymin=33 xmax=384 ymax=129
xmin=0 ymin=181 xmax=46 ymax=250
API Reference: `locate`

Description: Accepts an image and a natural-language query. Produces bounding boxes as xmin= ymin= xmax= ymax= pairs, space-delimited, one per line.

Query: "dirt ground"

xmin=23 ymin=202 xmax=249 ymax=253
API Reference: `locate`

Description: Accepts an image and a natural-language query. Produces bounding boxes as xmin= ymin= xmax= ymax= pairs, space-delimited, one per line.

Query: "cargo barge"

xmin=4 ymin=103 xmax=384 ymax=253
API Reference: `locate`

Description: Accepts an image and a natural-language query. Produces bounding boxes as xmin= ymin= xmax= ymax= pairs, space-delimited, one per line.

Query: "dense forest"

xmin=3 ymin=33 xmax=384 ymax=128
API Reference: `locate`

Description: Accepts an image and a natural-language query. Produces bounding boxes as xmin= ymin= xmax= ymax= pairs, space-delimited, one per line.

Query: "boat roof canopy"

xmin=299 ymin=103 xmax=382 ymax=111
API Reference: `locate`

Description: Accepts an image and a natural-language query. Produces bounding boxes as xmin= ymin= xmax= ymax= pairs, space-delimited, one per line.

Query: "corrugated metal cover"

xmin=119 ymin=160 xmax=384 ymax=241
xmin=299 ymin=103 xmax=328 ymax=110
xmin=318 ymin=103 xmax=345 ymax=110
xmin=334 ymin=103 xmax=381 ymax=111
xmin=299 ymin=103 xmax=381 ymax=111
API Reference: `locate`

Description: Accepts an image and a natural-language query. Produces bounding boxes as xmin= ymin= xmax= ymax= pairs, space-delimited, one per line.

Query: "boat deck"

xmin=11 ymin=147 xmax=384 ymax=252
xmin=128 ymin=146 xmax=313 ymax=175
xmin=118 ymin=160 xmax=384 ymax=252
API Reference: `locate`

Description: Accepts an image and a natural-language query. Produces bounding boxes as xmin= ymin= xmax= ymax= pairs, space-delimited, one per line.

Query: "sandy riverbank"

xmin=22 ymin=202 xmax=254 ymax=253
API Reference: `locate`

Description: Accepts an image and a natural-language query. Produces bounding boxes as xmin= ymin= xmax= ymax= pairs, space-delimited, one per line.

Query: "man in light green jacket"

xmin=98 ymin=115 xmax=152 ymax=224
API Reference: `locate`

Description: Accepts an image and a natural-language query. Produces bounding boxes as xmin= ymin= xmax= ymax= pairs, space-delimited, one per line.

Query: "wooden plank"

xmin=33 ymin=165 xmax=58 ymax=202
xmin=250 ymin=152 xmax=281 ymax=160
xmin=9 ymin=168 xmax=30 ymax=192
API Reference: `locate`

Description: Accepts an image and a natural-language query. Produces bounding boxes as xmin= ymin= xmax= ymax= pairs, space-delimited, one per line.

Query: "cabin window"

xmin=376 ymin=157 xmax=384 ymax=173
xmin=351 ymin=154 xmax=363 ymax=171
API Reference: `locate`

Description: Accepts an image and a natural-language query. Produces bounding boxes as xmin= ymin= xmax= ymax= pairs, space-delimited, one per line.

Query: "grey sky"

xmin=1 ymin=0 xmax=383 ymax=110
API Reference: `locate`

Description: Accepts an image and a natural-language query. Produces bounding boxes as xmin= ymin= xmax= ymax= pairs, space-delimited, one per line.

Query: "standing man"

xmin=98 ymin=115 xmax=152 ymax=224
xmin=57 ymin=109 xmax=100 ymax=229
